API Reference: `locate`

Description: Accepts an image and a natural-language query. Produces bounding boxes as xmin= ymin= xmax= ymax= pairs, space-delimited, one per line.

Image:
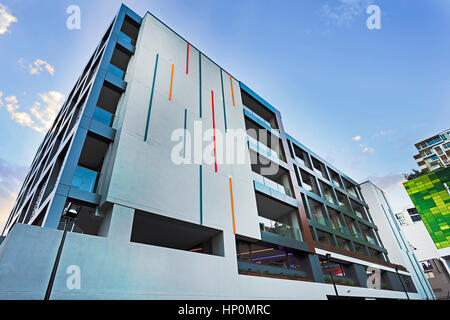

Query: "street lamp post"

xmin=394 ymin=266 xmax=410 ymax=300
xmin=326 ymin=253 xmax=339 ymax=298
xmin=44 ymin=203 xmax=79 ymax=300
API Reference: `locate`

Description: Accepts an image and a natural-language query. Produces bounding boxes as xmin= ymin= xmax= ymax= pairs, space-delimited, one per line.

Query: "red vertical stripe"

xmin=211 ymin=90 xmax=217 ymax=173
xmin=186 ymin=43 xmax=189 ymax=75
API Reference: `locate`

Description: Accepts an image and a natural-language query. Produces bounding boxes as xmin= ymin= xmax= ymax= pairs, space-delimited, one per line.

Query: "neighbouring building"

xmin=0 ymin=4 xmax=428 ymax=300
xmin=359 ymin=181 xmax=434 ymax=299
xmin=413 ymin=129 xmax=450 ymax=173
xmin=395 ymin=207 xmax=450 ymax=299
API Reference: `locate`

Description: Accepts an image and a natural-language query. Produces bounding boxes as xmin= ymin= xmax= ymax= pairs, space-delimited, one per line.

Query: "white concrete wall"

xmin=360 ymin=181 xmax=435 ymax=299
xmin=0 ymin=223 xmax=423 ymax=300
xmin=104 ymin=12 xmax=260 ymax=239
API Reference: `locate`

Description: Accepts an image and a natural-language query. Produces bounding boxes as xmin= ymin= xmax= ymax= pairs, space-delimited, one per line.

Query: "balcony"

xmin=93 ymin=106 xmax=114 ymax=126
xmin=247 ymin=135 xmax=285 ymax=164
xmin=243 ymin=105 xmax=273 ymax=130
xmin=258 ymin=216 xmax=302 ymax=242
xmin=119 ymin=32 xmax=136 ymax=46
xmin=71 ymin=166 xmax=98 ymax=193
xmin=236 ymin=240 xmax=312 ymax=281
xmin=108 ymin=64 xmax=125 ymax=80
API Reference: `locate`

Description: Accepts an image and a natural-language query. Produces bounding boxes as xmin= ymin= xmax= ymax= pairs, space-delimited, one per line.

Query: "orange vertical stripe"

xmin=229 ymin=177 xmax=237 ymax=234
xmin=230 ymin=75 xmax=235 ymax=106
xmin=169 ymin=64 xmax=174 ymax=101
xmin=211 ymin=90 xmax=217 ymax=172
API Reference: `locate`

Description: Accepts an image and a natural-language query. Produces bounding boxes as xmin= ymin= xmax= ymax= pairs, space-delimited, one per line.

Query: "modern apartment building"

xmin=403 ymin=168 xmax=450 ymax=298
xmin=359 ymin=182 xmax=435 ymax=299
xmin=395 ymin=208 xmax=450 ymax=299
xmin=403 ymin=168 xmax=450 ymax=254
xmin=413 ymin=129 xmax=450 ymax=173
xmin=0 ymin=4 xmax=427 ymax=300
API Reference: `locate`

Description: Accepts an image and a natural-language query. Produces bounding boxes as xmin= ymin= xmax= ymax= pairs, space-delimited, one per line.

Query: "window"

xmin=320 ymin=181 xmax=336 ymax=204
xmin=328 ymin=207 xmax=344 ymax=232
xmin=336 ymin=191 xmax=350 ymax=212
xmin=329 ymin=169 xmax=343 ymax=189
xmin=345 ymin=216 xmax=360 ymax=238
xmin=236 ymin=240 xmax=312 ymax=281
xmin=368 ymin=248 xmax=386 ymax=262
xmin=343 ymin=178 xmax=359 ymax=199
xmin=292 ymin=145 xmax=312 ymax=169
xmin=308 ymin=198 xmax=328 ymax=226
xmin=350 ymin=199 xmax=368 ymax=220
xmin=354 ymin=243 xmax=367 ymax=256
xmin=320 ymin=259 xmax=345 ymax=277
xmin=316 ymin=230 xmax=334 ymax=246
xmin=336 ymin=237 xmax=352 ymax=251
xmin=300 ymin=169 xmax=320 ymax=195
xmin=361 ymin=225 xmax=378 ymax=246
xmin=311 ymin=157 xmax=329 ymax=180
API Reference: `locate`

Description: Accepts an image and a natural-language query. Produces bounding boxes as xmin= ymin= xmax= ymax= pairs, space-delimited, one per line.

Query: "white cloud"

xmin=29 ymin=59 xmax=55 ymax=76
xmin=30 ymin=91 xmax=65 ymax=129
xmin=352 ymin=135 xmax=361 ymax=141
xmin=322 ymin=0 xmax=372 ymax=26
xmin=362 ymin=146 xmax=375 ymax=153
xmin=0 ymin=3 xmax=17 ymax=35
xmin=2 ymin=91 xmax=64 ymax=133
xmin=359 ymin=143 xmax=375 ymax=153
xmin=0 ymin=158 xmax=27 ymax=231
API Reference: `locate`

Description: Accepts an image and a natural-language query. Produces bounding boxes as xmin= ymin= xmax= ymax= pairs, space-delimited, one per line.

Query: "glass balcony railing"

xmin=93 ymin=106 xmax=113 ymax=126
xmin=331 ymin=178 xmax=342 ymax=189
xmin=323 ymin=193 xmax=336 ymax=204
xmin=71 ymin=166 xmax=99 ymax=193
xmin=247 ymin=136 xmax=282 ymax=162
xmin=243 ymin=105 xmax=276 ymax=130
xmin=252 ymin=172 xmax=292 ymax=197
xmin=258 ymin=216 xmax=302 ymax=241
xmin=108 ymin=64 xmax=125 ymax=80
xmin=119 ymin=32 xmax=136 ymax=46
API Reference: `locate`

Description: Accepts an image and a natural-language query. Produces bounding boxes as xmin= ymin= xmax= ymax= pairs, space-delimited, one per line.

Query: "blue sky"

xmin=0 ymin=0 xmax=449 ymax=228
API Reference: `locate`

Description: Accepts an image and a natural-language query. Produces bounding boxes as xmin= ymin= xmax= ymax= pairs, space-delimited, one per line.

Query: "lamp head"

xmin=63 ymin=203 xmax=80 ymax=219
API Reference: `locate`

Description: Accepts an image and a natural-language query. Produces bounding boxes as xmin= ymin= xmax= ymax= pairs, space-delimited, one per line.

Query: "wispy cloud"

xmin=29 ymin=59 xmax=55 ymax=76
xmin=379 ymin=129 xmax=394 ymax=136
xmin=1 ymin=91 xmax=64 ymax=133
xmin=360 ymin=144 xmax=375 ymax=153
xmin=0 ymin=3 xmax=17 ymax=35
xmin=0 ymin=158 xmax=27 ymax=231
xmin=351 ymin=135 xmax=375 ymax=153
xmin=322 ymin=0 xmax=372 ymax=26
xmin=30 ymin=91 xmax=65 ymax=129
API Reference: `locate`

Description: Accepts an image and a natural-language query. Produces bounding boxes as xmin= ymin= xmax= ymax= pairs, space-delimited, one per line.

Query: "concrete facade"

xmin=360 ymin=181 xmax=435 ymax=299
xmin=0 ymin=4 xmax=429 ymax=300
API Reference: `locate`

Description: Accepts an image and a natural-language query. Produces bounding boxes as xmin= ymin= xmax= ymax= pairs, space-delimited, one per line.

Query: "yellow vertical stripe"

xmin=229 ymin=177 xmax=237 ymax=234
xmin=230 ymin=75 xmax=235 ymax=106
xmin=169 ymin=64 xmax=174 ymax=101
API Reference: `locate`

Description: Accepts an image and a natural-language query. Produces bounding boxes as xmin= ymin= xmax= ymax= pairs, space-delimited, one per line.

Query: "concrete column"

xmin=307 ymin=254 xmax=325 ymax=283
xmin=352 ymin=264 xmax=368 ymax=288
xmin=99 ymin=204 xmax=134 ymax=242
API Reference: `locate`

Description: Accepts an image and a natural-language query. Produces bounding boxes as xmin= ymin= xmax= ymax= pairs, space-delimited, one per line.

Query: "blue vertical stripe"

xmin=200 ymin=165 xmax=203 ymax=224
xmin=183 ymin=108 xmax=187 ymax=157
xmin=199 ymin=53 xmax=202 ymax=118
xmin=144 ymin=53 xmax=159 ymax=141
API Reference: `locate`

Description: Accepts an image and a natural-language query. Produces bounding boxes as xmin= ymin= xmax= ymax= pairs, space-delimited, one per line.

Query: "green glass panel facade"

xmin=404 ymin=167 xmax=450 ymax=250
